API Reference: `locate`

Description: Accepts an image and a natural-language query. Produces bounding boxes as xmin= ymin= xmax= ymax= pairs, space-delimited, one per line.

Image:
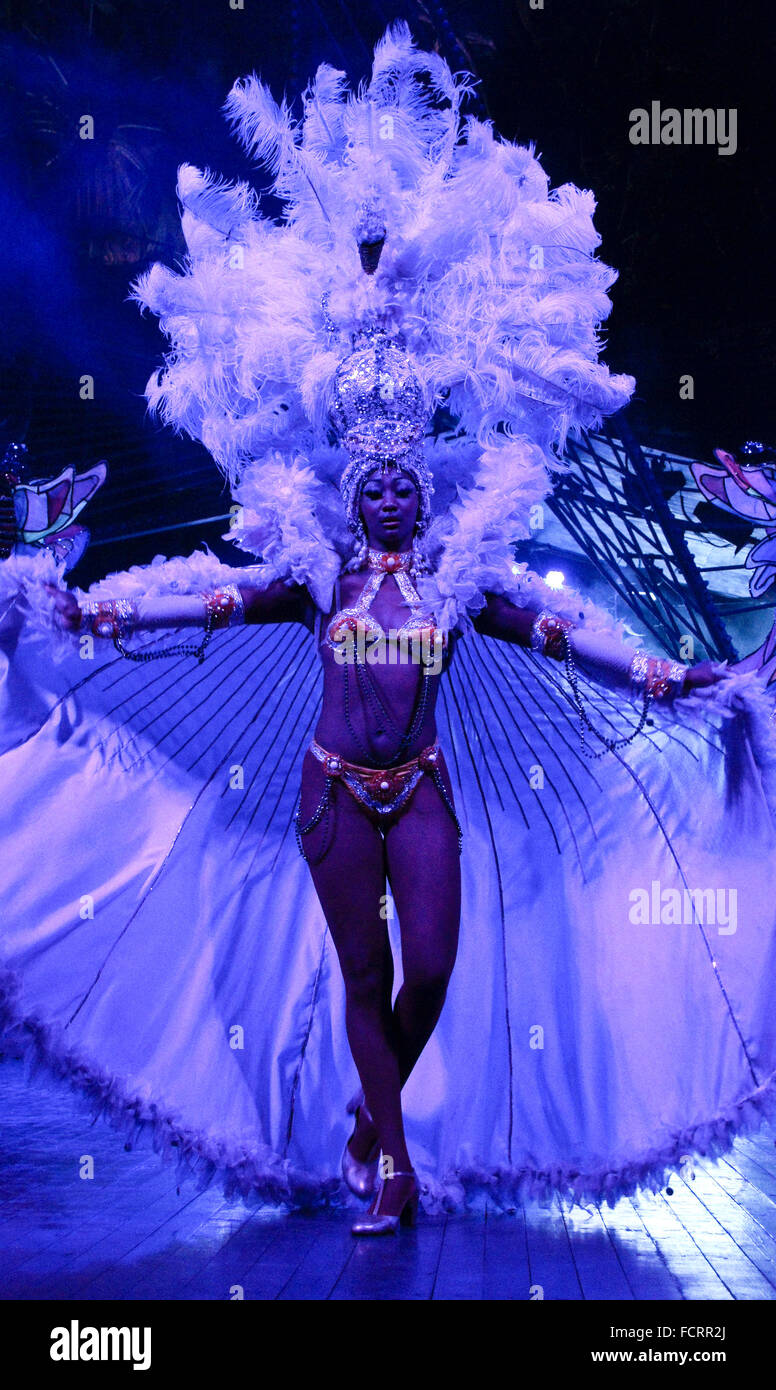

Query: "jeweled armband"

xmin=530 ymin=609 xmax=576 ymax=660
xmin=629 ymin=651 xmax=688 ymax=700
xmin=200 ymin=584 xmax=245 ymax=629
xmin=80 ymin=585 xmax=244 ymax=665
xmin=80 ymin=597 xmax=139 ymax=639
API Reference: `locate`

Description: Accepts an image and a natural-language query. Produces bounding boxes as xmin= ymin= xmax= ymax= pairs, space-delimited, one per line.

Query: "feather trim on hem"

xmin=0 ymin=974 xmax=347 ymax=1212
xmin=420 ymin=1074 xmax=776 ymax=1214
xmin=2 ymin=969 xmax=774 ymax=1216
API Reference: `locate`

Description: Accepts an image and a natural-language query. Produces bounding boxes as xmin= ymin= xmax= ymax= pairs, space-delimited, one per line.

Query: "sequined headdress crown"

xmin=326 ymin=205 xmax=435 ymax=545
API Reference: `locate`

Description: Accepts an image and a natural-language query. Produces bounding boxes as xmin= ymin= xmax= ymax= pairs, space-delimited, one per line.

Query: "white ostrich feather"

xmin=175 ymin=163 xmax=260 ymax=255
xmin=225 ymin=452 xmax=343 ymax=611
xmin=129 ymin=21 xmax=636 ymax=630
xmin=222 ymin=74 xmax=299 ymax=175
xmin=301 ymin=64 xmax=349 ymax=161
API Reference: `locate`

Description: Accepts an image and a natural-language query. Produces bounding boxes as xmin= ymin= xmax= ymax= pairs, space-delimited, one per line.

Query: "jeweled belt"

xmin=309 ymin=737 xmax=441 ymax=815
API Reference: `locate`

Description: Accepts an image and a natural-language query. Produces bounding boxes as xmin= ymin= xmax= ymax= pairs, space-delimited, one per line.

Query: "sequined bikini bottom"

xmin=309 ymin=737 xmax=441 ymax=815
xmin=294 ymin=737 xmax=463 ymax=861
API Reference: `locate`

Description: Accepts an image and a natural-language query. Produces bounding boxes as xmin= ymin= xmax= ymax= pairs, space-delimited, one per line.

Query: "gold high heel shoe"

xmin=350 ymin=1171 xmax=419 ymax=1236
xmin=341 ymin=1089 xmax=380 ymax=1198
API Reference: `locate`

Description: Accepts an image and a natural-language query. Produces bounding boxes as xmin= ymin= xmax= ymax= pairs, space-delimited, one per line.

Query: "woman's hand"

xmin=680 ymin=660 xmax=726 ymax=695
xmin=44 ymin=583 xmax=82 ymax=633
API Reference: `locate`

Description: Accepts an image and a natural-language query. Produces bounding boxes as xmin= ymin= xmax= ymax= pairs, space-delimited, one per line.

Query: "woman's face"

xmin=359 ymin=466 xmax=419 ymax=551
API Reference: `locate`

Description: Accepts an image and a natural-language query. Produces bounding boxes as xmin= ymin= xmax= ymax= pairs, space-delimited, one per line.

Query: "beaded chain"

xmin=344 ymin=646 xmax=432 ymax=767
xmin=81 ymin=586 xmax=244 ymax=664
xmin=294 ymin=775 xmax=336 ymax=866
xmin=113 ymin=600 xmax=217 ymax=664
xmin=560 ymin=628 xmax=654 ymax=760
xmin=352 ymin=650 xmax=404 ymax=741
xmin=427 ymin=763 xmax=463 ymax=854
xmin=328 ymin=545 xmax=443 ymax=766
xmin=529 ymin=609 xmax=686 ymax=760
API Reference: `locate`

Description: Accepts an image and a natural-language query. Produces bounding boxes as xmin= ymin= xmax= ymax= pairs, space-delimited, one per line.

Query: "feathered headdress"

xmin=130 ymin=20 xmax=634 ymax=625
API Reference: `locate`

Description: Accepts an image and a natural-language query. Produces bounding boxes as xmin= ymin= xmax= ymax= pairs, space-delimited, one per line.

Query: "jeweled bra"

xmin=322 ymin=547 xmax=448 ymax=655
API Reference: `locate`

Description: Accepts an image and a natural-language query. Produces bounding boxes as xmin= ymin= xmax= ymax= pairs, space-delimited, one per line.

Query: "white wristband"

xmin=133 ymin=594 xmax=209 ymax=629
xmin=566 ymin=627 xmax=639 ymax=685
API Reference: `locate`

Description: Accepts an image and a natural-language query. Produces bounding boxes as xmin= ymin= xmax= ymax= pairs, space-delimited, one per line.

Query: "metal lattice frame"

xmin=543 ymin=412 xmax=764 ymax=662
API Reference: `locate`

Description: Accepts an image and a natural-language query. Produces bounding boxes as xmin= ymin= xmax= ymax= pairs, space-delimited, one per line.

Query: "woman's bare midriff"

xmin=310 ymin=570 xmax=454 ymax=767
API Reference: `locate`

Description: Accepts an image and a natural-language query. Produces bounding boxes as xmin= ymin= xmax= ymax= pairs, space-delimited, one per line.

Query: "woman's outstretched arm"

xmin=472 ymin=590 xmax=723 ymax=696
xmin=46 ymin=577 xmax=316 ymax=637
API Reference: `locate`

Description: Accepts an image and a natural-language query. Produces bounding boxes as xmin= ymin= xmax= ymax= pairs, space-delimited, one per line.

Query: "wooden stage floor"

xmin=2 ymin=1058 xmax=775 ymax=1302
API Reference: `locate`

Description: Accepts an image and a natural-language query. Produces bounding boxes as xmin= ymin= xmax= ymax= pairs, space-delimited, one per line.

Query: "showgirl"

xmin=2 ymin=22 xmax=776 ymax=1235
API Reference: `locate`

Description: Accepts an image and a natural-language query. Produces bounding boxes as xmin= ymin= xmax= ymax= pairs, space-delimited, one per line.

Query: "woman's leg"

xmin=383 ymin=758 xmax=462 ymax=1093
xmin=297 ymin=751 xmax=412 ymax=1172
